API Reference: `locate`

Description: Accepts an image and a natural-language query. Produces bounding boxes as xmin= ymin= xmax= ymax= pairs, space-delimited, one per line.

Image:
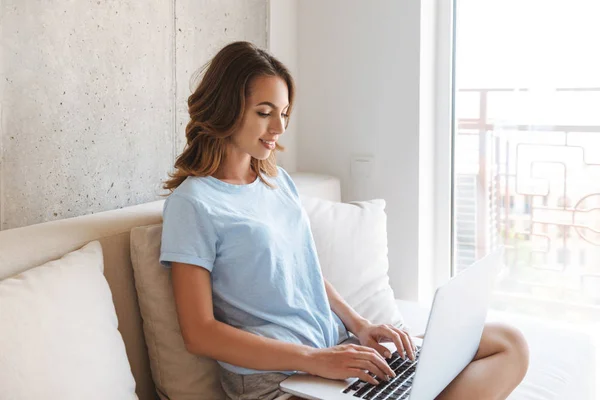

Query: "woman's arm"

xmin=172 ymin=262 xmax=395 ymax=383
xmin=172 ymin=262 xmax=314 ymax=372
xmin=324 ymin=278 xmax=418 ymax=360
xmin=323 ymin=278 xmax=370 ymax=336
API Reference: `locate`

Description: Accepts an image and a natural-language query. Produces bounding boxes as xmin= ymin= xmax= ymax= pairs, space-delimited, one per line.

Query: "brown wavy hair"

xmin=161 ymin=41 xmax=295 ymax=194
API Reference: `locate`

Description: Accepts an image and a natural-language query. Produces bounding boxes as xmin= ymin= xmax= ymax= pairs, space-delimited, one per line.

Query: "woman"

xmin=159 ymin=41 xmax=529 ymax=400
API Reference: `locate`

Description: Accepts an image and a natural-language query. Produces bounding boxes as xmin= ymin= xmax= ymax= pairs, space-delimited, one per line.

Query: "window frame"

xmin=429 ymin=0 xmax=456 ymax=294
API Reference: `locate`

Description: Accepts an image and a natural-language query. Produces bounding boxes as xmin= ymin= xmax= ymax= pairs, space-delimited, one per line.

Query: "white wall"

xmin=268 ymin=0 xmax=299 ymax=173
xmin=418 ymin=0 xmax=437 ymax=303
xmin=270 ymin=0 xmax=450 ymax=302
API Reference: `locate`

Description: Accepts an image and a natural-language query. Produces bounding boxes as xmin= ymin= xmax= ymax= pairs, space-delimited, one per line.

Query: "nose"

xmin=269 ymin=115 xmax=286 ymax=135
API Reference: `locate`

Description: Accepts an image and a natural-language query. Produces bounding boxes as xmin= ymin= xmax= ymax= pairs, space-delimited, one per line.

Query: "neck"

xmin=212 ymin=145 xmax=256 ymax=184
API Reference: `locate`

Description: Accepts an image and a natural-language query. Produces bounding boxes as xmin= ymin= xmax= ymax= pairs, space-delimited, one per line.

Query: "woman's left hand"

xmin=355 ymin=322 xmax=417 ymax=361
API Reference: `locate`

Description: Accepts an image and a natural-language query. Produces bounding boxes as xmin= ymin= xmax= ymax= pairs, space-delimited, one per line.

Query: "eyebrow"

xmin=256 ymin=101 xmax=289 ymax=109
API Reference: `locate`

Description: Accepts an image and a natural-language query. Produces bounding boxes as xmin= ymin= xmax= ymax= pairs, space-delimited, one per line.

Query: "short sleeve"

xmin=277 ymin=166 xmax=300 ymax=199
xmin=159 ymin=194 xmax=218 ymax=272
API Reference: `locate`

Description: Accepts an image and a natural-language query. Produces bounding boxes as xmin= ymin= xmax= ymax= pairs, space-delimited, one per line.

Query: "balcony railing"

xmin=454 ymin=87 xmax=600 ymax=323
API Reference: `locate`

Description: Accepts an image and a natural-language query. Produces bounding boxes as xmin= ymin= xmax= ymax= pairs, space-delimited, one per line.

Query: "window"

xmin=523 ymin=196 xmax=532 ymax=215
xmin=451 ymin=0 xmax=600 ymax=325
xmin=556 ymin=248 xmax=571 ymax=266
xmin=558 ymin=225 xmax=571 ymax=239
xmin=557 ymin=196 xmax=572 ymax=209
xmin=508 ymin=220 xmax=515 ymax=232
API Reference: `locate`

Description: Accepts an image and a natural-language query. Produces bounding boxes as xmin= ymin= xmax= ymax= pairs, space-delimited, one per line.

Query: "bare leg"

xmin=291 ymin=324 xmax=527 ymax=400
xmin=435 ymin=322 xmax=530 ymax=400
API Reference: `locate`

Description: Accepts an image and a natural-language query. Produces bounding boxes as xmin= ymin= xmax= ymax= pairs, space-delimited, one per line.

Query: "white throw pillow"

xmin=300 ymin=195 xmax=405 ymax=330
xmin=0 ymin=241 xmax=138 ymax=400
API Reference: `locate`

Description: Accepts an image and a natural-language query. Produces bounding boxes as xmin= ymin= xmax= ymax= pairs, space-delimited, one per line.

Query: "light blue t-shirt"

xmin=159 ymin=166 xmax=348 ymax=375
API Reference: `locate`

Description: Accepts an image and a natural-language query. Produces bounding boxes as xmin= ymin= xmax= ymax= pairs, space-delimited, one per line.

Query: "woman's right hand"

xmin=303 ymin=344 xmax=396 ymax=385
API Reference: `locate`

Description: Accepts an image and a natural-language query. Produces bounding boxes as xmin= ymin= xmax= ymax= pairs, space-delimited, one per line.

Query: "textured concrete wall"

xmin=0 ymin=0 xmax=267 ymax=230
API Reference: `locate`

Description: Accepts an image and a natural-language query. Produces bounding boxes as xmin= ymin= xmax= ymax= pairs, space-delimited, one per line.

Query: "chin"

xmin=254 ymin=152 xmax=272 ymax=161
xmin=250 ymin=146 xmax=273 ymax=161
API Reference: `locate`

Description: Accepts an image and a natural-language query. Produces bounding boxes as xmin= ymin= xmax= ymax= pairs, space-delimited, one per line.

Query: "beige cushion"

xmin=0 ymin=241 xmax=138 ymax=400
xmin=130 ymin=224 xmax=224 ymax=400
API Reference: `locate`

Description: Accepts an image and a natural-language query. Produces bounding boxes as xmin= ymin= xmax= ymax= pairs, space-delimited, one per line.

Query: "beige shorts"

xmin=219 ymin=325 xmax=349 ymax=399
xmin=219 ymin=365 xmax=293 ymax=400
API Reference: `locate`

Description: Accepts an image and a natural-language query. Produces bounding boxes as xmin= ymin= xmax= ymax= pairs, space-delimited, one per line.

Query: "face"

xmin=229 ymin=75 xmax=289 ymax=161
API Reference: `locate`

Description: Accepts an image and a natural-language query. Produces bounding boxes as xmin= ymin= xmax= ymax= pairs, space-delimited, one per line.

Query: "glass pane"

xmin=453 ymin=0 xmax=600 ymax=325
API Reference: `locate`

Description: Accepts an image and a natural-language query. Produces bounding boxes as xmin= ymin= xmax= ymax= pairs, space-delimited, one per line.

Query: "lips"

xmin=259 ymin=139 xmax=276 ymax=145
xmin=259 ymin=138 xmax=276 ymax=150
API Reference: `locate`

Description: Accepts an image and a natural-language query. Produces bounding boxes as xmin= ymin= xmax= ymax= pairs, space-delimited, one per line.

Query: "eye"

xmin=257 ymin=112 xmax=290 ymax=118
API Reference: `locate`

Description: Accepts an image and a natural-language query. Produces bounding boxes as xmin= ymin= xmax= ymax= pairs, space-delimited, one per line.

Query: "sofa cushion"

xmin=300 ymin=196 xmax=405 ymax=329
xmin=130 ymin=224 xmax=224 ymax=400
xmin=0 ymin=241 xmax=137 ymax=400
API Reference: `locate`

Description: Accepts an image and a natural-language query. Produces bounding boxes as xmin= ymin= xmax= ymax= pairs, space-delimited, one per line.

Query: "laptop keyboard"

xmin=342 ymin=346 xmax=421 ymax=400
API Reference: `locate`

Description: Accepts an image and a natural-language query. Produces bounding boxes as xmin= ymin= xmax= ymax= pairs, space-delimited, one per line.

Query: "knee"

xmin=496 ymin=324 xmax=530 ymax=380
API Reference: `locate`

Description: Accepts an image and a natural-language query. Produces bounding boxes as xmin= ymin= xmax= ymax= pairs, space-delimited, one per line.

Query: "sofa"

xmin=0 ymin=172 xmax=596 ymax=400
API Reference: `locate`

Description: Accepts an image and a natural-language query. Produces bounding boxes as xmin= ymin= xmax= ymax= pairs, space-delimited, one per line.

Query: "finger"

xmin=400 ymin=331 xmax=417 ymax=361
xmin=366 ymin=338 xmax=394 ymax=360
xmin=398 ymin=326 xmax=418 ymax=352
xmin=379 ymin=325 xmax=406 ymax=360
xmin=356 ymin=344 xmax=388 ymax=365
xmin=408 ymin=332 xmax=417 ymax=351
xmin=351 ymin=344 xmax=386 ymax=363
xmin=357 ymin=347 xmax=396 ymax=379
xmin=348 ymin=368 xmax=379 ymax=386
xmin=390 ymin=326 xmax=416 ymax=360
xmin=350 ymin=359 xmax=395 ymax=382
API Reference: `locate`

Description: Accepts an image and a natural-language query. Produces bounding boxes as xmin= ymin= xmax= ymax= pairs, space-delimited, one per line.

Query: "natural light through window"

xmin=453 ymin=0 xmax=600 ymax=326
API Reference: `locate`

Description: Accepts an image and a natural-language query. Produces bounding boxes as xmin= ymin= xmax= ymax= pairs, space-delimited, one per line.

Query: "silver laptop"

xmin=279 ymin=248 xmax=503 ymax=400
